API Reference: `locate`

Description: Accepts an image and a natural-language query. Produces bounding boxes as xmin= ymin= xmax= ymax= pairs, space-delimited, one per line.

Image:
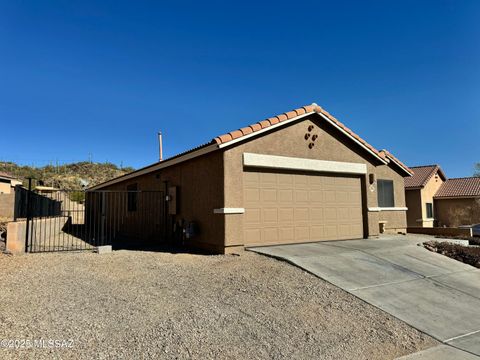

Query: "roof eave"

xmin=88 ymin=143 xmax=220 ymax=190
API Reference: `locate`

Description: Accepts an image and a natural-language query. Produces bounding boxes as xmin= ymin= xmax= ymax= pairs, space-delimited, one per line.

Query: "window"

xmin=426 ymin=203 xmax=434 ymax=218
xmin=127 ymin=183 xmax=138 ymax=212
xmin=377 ymin=180 xmax=394 ymax=207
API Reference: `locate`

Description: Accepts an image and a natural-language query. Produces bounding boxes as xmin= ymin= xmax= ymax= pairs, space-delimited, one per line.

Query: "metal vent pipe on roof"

xmin=158 ymin=131 xmax=163 ymax=162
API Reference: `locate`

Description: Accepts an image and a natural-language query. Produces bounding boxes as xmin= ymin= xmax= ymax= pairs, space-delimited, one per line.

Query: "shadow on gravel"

xmin=111 ymin=238 xmax=216 ymax=255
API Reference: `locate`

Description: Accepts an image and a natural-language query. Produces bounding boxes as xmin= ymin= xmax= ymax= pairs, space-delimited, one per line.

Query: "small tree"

xmin=475 ymin=163 xmax=480 ymax=177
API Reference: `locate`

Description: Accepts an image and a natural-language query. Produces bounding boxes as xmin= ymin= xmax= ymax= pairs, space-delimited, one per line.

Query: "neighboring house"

xmin=0 ymin=171 xmax=22 ymax=218
xmin=91 ymin=103 xmax=413 ymax=254
xmin=0 ymin=171 xmax=22 ymax=194
xmin=404 ymin=165 xmax=447 ymax=227
xmin=434 ymin=177 xmax=480 ymax=227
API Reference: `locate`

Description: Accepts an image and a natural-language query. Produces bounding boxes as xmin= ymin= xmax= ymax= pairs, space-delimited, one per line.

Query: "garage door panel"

xmin=325 ymin=225 xmax=338 ymax=238
xmin=244 ymin=208 xmax=261 ymax=225
xmin=295 ymin=226 xmax=310 ymax=241
xmin=278 ymin=174 xmax=294 ymax=186
xmin=245 ymin=228 xmax=261 ymax=243
xmin=261 ymin=189 xmax=277 ymax=202
xmin=295 ymin=190 xmax=308 ymax=202
xmin=278 ymin=208 xmax=293 ymax=221
xmin=324 ymin=191 xmax=336 ymax=203
xmin=244 ymin=171 xmax=363 ymax=246
xmin=263 ymin=228 xmax=278 ymax=243
xmin=337 ymin=208 xmax=350 ymax=221
xmin=260 ymin=173 xmax=277 ymax=184
xmin=336 ymin=191 xmax=349 ymax=204
xmin=279 ymin=227 xmax=295 ymax=242
xmin=279 ymin=189 xmax=293 ymax=202
xmin=324 ymin=208 xmax=337 ymax=221
xmin=294 ymin=208 xmax=309 ymax=221
xmin=309 ymin=190 xmax=324 ymax=203
xmin=263 ymin=208 xmax=278 ymax=223
xmin=245 ymin=188 xmax=260 ymax=203
xmin=310 ymin=225 xmax=325 ymax=238
xmin=310 ymin=208 xmax=324 ymax=222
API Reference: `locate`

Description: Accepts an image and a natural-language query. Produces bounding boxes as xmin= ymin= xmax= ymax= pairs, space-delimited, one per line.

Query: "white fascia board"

xmin=243 ymin=153 xmax=367 ymax=175
xmin=89 ymin=143 xmax=219 ymax=190
xmin=217 ymin=112 xmax=314 ymax=149
xmin=213 ymin=208 xmax=245 ymax=214
xmin=316 ymin=112 xmax=387 ymax=164
xmin=384 ymin=155 xmax=413 ymax=177
xmin=368 ymin=207 xmax=408 ymax=212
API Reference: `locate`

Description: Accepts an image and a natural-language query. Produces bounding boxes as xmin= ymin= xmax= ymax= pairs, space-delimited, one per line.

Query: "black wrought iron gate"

xmin=21 ymin=185 xmax=165 ymax=253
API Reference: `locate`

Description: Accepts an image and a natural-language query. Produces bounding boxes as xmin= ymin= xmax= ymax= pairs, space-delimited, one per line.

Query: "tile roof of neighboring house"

xmin=404 ymin=165 xmax=447 ymax=189
xmin=434 ymin=177 xmax=480 ymax=198
xmin=90 ymin=102 xmax=412 ymax=190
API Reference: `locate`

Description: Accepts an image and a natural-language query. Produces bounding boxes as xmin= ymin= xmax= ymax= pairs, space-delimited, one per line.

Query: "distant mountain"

xmin=0 ymin=161 xmax=135 ymax=190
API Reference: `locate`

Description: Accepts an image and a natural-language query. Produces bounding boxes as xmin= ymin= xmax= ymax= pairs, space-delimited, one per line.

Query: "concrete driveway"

xmin=249 ymin=235 xmax=480 ymax=358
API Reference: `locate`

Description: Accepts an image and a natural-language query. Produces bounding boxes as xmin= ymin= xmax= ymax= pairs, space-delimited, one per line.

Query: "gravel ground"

xmin=0 ymin=250 xmax=437 ymax=359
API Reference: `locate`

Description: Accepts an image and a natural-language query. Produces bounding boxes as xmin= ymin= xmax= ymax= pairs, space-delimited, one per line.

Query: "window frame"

xmin=426 ymin=202 xmax=434 ymax=219
xmin=377 ymin=179 xmax=395 ymax=207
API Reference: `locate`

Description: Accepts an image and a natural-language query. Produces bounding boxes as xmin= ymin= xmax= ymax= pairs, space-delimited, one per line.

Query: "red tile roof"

xmin=434 ymin=177 xmax=480 ymax=198
xmin=213 ymin=103 xmax=413 ymax=176
xmin=405 ymin=165 xmax=446 ymax=189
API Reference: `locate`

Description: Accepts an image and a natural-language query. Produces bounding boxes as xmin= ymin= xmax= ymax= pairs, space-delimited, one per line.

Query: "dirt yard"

xmin=0 ymin=250 xmax=436 ymax=359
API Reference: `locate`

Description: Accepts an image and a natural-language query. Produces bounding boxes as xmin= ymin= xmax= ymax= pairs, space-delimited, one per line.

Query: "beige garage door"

xmin=244 ymin=170 xmax=364 ymax=246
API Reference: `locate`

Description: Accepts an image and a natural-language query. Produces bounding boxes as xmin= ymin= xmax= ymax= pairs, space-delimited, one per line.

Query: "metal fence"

xmin=21 ymin=183 xmax=165 ymax=253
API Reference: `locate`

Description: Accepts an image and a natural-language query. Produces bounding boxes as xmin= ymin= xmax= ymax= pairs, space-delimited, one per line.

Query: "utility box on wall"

xmin=168 ymin=186 xmax=178 ymax=215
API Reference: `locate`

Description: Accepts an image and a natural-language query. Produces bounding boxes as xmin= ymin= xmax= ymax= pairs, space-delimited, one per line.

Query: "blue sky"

xmin=1 ymin=1 xmax=479 ymax=177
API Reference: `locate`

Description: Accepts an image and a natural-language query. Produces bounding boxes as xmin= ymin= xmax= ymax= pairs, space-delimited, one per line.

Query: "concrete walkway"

xmin=249 ymin=235 xmax=480 ymax=358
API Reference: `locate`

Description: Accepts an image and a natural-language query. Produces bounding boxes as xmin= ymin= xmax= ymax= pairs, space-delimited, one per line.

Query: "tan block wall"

xmin=223 ymin=114 xmax=407 ymax=246
xmin=0 ymin=193 xmax=15 ymax=218
xmin=435 ymin=198 xmax=480 ymax=227
xmin=100 ymin=151 xmax=226 ymax=253
xmin=6 ymin=220 xmax=26 ymax=254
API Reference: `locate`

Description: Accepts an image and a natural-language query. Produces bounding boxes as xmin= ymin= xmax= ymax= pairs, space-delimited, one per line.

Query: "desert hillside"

xmin=0 ymin=161 xmax=135 ymax=190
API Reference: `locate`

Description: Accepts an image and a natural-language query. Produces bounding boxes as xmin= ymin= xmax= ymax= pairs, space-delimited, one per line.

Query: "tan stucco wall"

xmin=99 ymin=151 xmax=226 ymax=253
xmin=223 ymin=113 xmax=407 ymax=247
xmin=420 ymin=172 xmax=444 ymax=227
xmin=435 ymin=198 xmax=480 ymax=227
xmin=0 ymin=182 xmax=11 ymax=194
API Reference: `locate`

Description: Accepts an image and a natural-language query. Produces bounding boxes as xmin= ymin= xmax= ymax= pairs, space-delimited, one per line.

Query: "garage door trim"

xmin=243 ymin=153 xmax=367 ymax=175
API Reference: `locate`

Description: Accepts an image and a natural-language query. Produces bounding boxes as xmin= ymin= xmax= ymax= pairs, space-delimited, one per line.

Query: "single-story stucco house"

xmin=91 ymin=103 xmax=413 ymax=254
xmin=404 ymin=165 xmax=447 ymax=227
xmin=405 ymin=165 xmax=480 ymax=228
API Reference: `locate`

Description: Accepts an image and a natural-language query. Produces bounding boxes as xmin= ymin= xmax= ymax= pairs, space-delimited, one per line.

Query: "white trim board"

xmin=368 ymin=207 xmax=408 ymax=212
xmin=213 ymin=208 xmax=245 ymax=214
xmin=243 ymin=153 xmax=367 ymax=175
